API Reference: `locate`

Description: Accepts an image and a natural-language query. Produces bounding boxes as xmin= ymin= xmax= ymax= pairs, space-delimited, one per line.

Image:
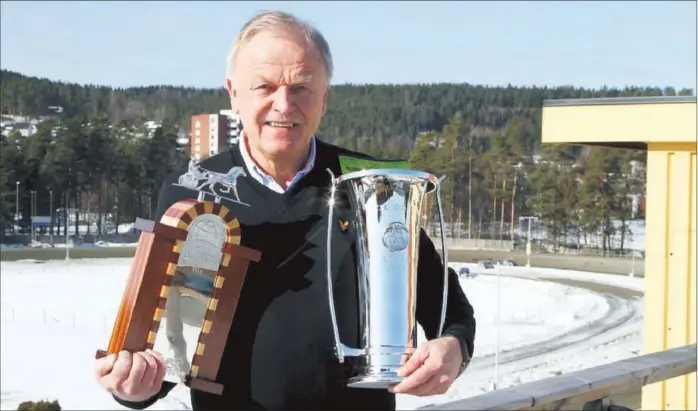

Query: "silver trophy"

xmin=326 ymin=168 xmax=448 ymax=389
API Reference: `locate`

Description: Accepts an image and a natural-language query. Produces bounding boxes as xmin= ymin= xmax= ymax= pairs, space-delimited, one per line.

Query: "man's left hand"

xmin=388 ymin=336 xmax=463 ymax=397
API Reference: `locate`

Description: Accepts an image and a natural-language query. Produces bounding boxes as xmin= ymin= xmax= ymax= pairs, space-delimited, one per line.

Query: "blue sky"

xmin=1 ymin=1 xmax=695 ymax=90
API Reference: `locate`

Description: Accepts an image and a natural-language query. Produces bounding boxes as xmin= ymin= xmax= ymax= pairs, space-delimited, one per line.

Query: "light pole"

xmin=494 ymin=263 xmax=501 ymax=390
xmin=15 ymin=181 xmax=19 ymax=234
xmin=468 ymin=135 xmax=472 ymax=240
xmin=30 ymin=190 xmax=36 ymax=243
xmin=520 ymin=216 xmax=536 ymax=267
xmin=58 ymin=207 xmax=78 ymax=260
xmin=65 ymin=209 xmax=70 ymax=260
xmin=526 ymin=218 xmax=532 ymax=267
xmin=49 ymin=189 xmax=54 ymax=245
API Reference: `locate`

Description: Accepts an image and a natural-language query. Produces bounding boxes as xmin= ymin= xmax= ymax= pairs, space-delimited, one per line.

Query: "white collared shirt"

xmin=237 ymin=132 xmax=317 ymax=193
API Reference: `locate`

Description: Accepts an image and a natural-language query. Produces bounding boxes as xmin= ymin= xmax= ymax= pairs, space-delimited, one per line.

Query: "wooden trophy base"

xmin=95 ymin=199 xmax=261 ymax=396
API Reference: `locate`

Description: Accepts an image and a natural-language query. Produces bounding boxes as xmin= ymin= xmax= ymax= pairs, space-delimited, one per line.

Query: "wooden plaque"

xmin=96 ymin=199 xmax=261 ymax=395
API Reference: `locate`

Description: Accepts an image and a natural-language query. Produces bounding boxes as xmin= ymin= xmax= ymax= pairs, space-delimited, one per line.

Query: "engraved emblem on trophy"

xmin=96 ymin=185 xmax=261 ymax=394
xmin=382 ymin=222 xmax=410 ymax=252
xmin=325 ymin=167 xmax=449 ymax=389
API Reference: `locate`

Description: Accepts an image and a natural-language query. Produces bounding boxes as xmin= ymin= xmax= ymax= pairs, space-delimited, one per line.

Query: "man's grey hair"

xmin=226 ymin=10 xmax=334 ymax=87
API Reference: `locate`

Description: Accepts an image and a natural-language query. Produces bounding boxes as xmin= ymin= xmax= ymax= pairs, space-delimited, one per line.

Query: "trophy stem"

xmin=325 ymin=170 xmax=345 ymax=363
xmin=435 ymin=182 xmax=449 ymax=338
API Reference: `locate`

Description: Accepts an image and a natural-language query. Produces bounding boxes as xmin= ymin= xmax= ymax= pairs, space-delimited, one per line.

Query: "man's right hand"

xmin=95 ymin=349 xmax=167 ymax=403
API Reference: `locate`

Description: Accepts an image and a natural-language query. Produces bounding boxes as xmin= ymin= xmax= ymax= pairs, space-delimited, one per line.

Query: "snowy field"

xmin=0 ymin=258 xmax=644 ymax=410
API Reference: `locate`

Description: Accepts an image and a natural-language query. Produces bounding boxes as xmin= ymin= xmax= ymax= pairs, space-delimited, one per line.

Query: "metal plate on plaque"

xmin=153 ymin=214 xmax=228 ymax=383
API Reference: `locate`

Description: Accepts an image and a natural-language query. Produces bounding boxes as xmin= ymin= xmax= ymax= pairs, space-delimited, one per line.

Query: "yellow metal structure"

xmin=541 ymin=96 xmax=697 ymax=411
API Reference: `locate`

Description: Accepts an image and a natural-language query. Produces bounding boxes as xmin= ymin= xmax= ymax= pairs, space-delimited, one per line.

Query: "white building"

xmin=219 ymin=109 xmax=243 ymax=143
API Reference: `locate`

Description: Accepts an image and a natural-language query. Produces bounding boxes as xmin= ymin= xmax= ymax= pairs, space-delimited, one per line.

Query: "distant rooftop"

xmin=543 ymin=95 xmax=697 ymax=107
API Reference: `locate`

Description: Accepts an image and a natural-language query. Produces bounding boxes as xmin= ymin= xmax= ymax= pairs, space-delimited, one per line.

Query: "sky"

xmin=0 ymin=1 xmax=696 ymax=90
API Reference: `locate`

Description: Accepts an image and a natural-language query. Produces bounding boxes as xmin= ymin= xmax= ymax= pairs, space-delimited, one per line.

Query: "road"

xmin=0 ymin=246 xmax=644 ymax=278
xmin=446 ymin=249 xmax=644 ymax=277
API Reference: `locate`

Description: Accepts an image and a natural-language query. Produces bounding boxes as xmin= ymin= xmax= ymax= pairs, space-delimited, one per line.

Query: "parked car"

xmin=458 ymin=267 xmax=474 ymax=278
xmin=477 ymin=260 xmax=495 ymax=271
xmin=497 ymin=258 xmax=517 ymax=267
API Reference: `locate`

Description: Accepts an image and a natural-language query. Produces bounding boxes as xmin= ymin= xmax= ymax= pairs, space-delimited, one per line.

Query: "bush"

xmin=16 ymin=400 xmax=61 ymax=411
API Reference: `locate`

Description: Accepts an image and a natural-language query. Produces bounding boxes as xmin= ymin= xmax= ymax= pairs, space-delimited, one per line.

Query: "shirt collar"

xmin=237 ymin=131 xmax=317 ymax=191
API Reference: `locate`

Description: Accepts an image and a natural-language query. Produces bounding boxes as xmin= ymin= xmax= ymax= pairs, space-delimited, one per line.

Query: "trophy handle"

xmin=435 ymin=175 xmax=449 ymax=338
xmin=325 ymin=169 xmax=365 ymax=363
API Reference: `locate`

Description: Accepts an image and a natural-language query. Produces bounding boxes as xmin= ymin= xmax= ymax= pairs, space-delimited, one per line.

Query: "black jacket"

xmin=114 ymin=138 xmax=475 ymax=410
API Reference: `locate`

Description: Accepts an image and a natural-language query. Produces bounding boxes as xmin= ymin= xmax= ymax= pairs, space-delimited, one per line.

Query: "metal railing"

xmin=423 ymin=343 xmax=697 ymax=411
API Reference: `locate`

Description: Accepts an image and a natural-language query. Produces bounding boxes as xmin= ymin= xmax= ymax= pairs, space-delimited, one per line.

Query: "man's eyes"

xmin=253 ymin=84 xmax=309 ymax=93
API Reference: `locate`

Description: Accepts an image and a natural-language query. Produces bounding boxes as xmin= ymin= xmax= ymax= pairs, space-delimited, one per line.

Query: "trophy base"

xmin=347 ymin=372 xmax=403 ymax=389
xmin=188 ymin=377 xmax=224 ymax=395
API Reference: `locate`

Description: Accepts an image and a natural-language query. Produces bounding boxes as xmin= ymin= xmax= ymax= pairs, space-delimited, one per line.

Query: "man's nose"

xmin=271 ymin=87 xmax=294 ymax=113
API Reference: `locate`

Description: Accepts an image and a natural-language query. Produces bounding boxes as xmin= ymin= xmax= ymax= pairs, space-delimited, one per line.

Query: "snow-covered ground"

xmin=0 ymin=258 xmax=644 ymax=410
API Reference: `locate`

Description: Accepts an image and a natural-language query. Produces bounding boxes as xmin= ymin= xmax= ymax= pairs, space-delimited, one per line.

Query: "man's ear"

xmin=226 ymin=78 xmax=238 ymax=112
xmin=321 ymin=86 xmax=329 ymax=117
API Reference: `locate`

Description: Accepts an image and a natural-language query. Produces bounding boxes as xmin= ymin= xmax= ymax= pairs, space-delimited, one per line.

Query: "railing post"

xmin=582 ymin=397 xmax=634 ymax=411
xmin=582 ymin=397 xmax=611 ymax=411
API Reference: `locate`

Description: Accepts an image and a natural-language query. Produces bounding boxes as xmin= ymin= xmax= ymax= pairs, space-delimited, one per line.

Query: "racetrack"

xmin=427 ymin=265 xmax=644 ymax=411
xmin=468 ymin=277 xmax=641 ymax=370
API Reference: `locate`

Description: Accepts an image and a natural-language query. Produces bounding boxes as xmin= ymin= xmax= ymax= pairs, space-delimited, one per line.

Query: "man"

xmin=94 ymin=10 xmax=476 ymax=410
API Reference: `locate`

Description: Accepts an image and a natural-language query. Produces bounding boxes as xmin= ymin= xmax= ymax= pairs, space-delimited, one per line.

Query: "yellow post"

xmin=643 ymin=141 xmax=696 ymax=411
xmin=540 ymin=96 xmax=697 ymax=411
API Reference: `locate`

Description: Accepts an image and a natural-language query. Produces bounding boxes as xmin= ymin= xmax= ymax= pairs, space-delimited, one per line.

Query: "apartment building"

xmin=189 ymin=111 xmax=244 ymax=160
xmin=190 ymin=114 xmax=228 ymax=161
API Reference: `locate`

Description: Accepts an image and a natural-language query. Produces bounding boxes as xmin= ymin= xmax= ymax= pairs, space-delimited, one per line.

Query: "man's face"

xmin=226 ymin=29 xmax=328 ymax=160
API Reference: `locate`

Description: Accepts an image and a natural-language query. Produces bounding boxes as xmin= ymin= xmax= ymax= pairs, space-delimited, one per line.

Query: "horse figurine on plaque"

xmin=96 ymin=160 xmax=260 ymax=395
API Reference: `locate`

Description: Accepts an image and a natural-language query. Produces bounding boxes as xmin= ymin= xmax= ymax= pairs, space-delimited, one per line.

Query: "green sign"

xmin=338 ymin=155 xmax=409 ymax=174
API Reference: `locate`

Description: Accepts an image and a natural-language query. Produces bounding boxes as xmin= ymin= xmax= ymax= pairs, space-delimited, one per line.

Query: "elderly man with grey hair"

xmin=93 ymin=9 xmax=475 ymax=410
